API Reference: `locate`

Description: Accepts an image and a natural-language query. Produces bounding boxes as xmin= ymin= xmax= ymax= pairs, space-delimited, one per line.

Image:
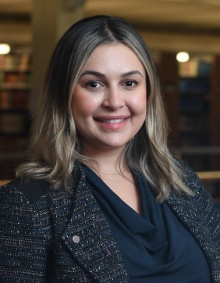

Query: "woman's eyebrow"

xmin=80 ymin=70 xmax=144 ymax=78
xmin=121 ymin=70 xmax=144 ymax=78
xmin=80 ymin=71 xmax=106 ymax=78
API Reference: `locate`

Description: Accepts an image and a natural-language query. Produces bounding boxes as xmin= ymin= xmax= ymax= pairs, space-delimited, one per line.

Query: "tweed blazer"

xmin=0 ymin=162 xmax=220 ymax=282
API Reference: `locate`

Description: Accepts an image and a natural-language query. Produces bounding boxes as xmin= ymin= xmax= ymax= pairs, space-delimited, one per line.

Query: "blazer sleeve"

xmin=195 ymin=178 xmax=220 ymax=247
xmin=0 ymin=184 xmax=52 ymax=282
xmin=182 ymin=162 xmax=220 ymax=248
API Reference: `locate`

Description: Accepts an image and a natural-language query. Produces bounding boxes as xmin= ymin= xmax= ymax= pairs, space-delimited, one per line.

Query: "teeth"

xmin=100 ymin=119 xmax=125 ymax=123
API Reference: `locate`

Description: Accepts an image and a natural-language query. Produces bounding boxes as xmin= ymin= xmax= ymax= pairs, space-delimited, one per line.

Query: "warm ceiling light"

xmin=176 ymin=51 xmax=190 ymax=62
xmin=0 ymin=44 xmax=10 ymax=55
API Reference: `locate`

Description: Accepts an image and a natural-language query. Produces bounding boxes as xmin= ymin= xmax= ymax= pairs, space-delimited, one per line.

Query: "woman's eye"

xmin=124 ymin=80 xmax=137 ymax=87
xmin=86 ymin=81 xmax=101 ymax=88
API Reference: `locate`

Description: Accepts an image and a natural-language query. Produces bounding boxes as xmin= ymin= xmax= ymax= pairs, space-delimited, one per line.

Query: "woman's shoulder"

xmin=169 ymin=159 xmax=216 ymax=210
xmin=0 ymin=177 xmax=51 ymax=205
xmin=175 ymin=158 xmax=204 ymax=194
xmin=0 ymin=178 xmax=54 ymax=252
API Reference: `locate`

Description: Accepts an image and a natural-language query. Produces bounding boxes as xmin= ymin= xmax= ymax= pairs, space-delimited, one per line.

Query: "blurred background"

xmin=0 ymin=0 xmax=220 ymax=196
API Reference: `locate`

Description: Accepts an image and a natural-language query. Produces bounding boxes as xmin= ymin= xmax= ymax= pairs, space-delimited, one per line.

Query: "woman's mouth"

xmin=98 ymin=118 xmax=126 ymax=124
xmin=94 ymin=116 xmax=129 ymax=129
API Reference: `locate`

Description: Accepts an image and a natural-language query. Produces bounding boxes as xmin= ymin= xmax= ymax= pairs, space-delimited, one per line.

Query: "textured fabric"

xmin=0 ymin=161 xmax=220 ymax=282
xmin=83 ymin=164 xmax=211 ymax=282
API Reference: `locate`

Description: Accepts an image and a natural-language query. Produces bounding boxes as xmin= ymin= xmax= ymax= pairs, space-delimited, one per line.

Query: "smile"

xmin=94 ymin=117 xmax=129 ymax=129
xmin=99 ymin=119 xmax=126 ymax=124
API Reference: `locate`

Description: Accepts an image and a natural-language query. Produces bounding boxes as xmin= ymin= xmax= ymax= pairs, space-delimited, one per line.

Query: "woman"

xmin=0 ymin=15 xmax=219 ymax=282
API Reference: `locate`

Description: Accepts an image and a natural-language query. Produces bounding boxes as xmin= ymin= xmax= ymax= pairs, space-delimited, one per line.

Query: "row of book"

xmin=0 ymin=90 xmax=28 ymax=110
xmin=178 ymin=59 xmax=212 ymax=78
xmin=0 ymin=112 xmax=26 ymax=134
xmin=0 ymin=52 xmax=31 ymax=71
xmin=0 ymin=70 xmax=31 ymax=85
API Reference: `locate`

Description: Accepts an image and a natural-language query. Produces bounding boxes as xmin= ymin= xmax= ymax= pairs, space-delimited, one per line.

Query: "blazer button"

xmin=72 ymin=235 xmax=80 ymax=244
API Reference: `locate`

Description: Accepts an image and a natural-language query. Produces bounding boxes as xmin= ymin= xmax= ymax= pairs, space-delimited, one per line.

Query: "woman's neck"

xmin=80 ymin=145 xmax=128 ymax=176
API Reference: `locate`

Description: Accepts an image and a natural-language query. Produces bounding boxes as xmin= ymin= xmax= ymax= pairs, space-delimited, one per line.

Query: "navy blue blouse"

xmin=82 ymin=164 xmax=211 ymax=283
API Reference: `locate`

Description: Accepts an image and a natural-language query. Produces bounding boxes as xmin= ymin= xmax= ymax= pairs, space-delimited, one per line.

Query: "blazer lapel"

xmin=61 ymin=168 xmax=128 ymax=282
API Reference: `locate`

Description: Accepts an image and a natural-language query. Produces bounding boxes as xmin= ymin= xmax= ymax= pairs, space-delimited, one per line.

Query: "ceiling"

xmin=1 ymin=0 xmax=220 ymax=54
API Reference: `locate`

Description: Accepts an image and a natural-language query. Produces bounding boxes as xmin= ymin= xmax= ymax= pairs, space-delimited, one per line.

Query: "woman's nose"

xmin=102 ymin=87 xmax=125 ymax=109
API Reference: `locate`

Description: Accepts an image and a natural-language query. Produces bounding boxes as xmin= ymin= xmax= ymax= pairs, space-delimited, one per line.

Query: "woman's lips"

xmin=97 ymin=118 xmax=126 ymax=123
xmin=94 ymin=116 xmax=129 ymax=128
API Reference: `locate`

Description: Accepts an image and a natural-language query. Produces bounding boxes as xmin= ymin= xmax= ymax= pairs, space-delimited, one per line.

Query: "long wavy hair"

xmin=16 ymin=15 xmax=193 ymax=201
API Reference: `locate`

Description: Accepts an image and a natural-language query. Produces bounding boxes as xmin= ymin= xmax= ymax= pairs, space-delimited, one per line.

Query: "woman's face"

xmin=72 ymin=43 xmax=147 ymax=154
